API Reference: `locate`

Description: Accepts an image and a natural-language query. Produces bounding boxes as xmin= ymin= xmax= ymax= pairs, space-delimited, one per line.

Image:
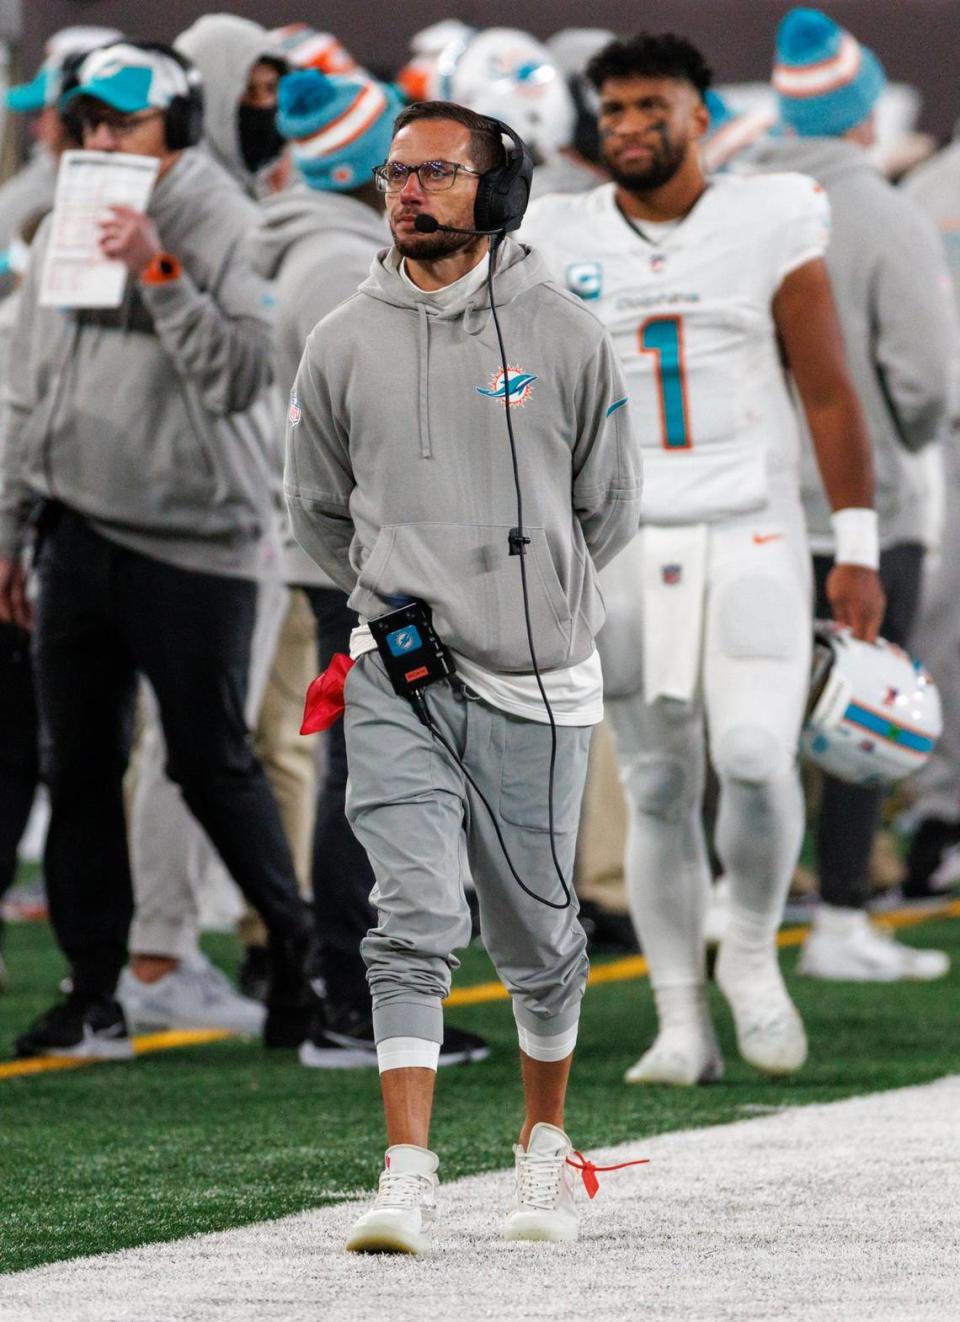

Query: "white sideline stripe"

xmin=2 ymin=1076 xmax=958 ymax=1321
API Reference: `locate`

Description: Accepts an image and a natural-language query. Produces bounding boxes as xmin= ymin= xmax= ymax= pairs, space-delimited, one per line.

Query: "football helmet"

xmin=431 ymin=28 xmax=576 ymax=162
xmin=801 ymin=622 xmax=942 ymax=785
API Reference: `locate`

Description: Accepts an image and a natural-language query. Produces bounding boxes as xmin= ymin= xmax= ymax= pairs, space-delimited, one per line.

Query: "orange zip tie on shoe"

xmin=566 ymin=1151 xmax=650 ymax=1199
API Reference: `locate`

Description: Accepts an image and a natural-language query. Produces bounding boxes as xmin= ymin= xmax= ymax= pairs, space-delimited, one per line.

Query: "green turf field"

xmin=2 ymin=911 xmax=959 ymax=1276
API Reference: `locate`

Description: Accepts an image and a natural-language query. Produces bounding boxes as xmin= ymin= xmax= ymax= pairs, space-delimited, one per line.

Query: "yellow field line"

xmin=444 ymin=897 xmax=960 ymax=1008
xmin=2 ymin=899 xmax=958 ymax=1080
xmin=0 ymin=1028 xmax=232 ymax=1081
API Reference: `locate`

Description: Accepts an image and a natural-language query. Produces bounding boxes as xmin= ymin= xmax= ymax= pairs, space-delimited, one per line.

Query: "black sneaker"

xmin=902 ymin=817 xmax=960 ymax=902
xmin=298 ymin=1005 xmax=490 ymax=1070
xmin=15 ymin=994 xmax=133 ymax=1060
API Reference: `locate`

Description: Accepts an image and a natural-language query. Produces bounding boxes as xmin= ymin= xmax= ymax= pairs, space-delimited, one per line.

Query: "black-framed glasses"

xmin=373 ymin=159 xmax=482 ymax=193
xmin=76 ymin=107 xmax=165 ymax=137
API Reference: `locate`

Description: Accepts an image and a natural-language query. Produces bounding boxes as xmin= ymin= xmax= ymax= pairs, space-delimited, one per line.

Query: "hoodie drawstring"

xmin=417 ymin=303 xmax=433 ymax=459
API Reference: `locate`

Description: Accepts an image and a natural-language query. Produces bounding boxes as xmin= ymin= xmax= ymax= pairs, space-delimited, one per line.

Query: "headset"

xmin=474 ymin=119 xmax=534 ymax=233
xmin=129 ymin=42 xmax=204 ymax=151
xmin=403 ymin=119 xmax=574 ymax=910
xmin=60 ymin=41 xmax=204 ymax=152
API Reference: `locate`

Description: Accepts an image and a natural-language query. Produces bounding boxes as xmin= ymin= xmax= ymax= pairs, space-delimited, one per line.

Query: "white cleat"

xmin=799 ymin=909 xmax=950 ymax=983
xmin=117 ymin=954 xmax=266 ymax=1035
xmin=716 ymin=944 xmax=807 ymax=1076
xmin=346 ymin=1145 xmax=438 ymax=1255
xmin=625 ymin=1023 xmax=725 ymax=1086
xmin=503 ymin=1122 xmax=578 ymax=1243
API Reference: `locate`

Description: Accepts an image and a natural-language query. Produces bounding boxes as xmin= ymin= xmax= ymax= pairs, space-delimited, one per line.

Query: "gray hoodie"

xmin=742 ymin=137 xmax=958 ymax=550
xmin=285 ymin=237 xmax=642 ymax=673
xmin=0 ymin=149 xmax=56 ymax=254
xmin=903 ymin=140 xmax=960 ymax=319
xmin=0 ymin=149 xmax=275 ymax=577
xmin=175 ymin=14 xmax=283 ymax=198
xmin=251 ymin=185 xmax=388 ymax=586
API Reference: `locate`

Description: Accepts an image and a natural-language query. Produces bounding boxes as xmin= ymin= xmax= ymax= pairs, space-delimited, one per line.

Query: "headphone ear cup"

xmin=473 ymin=125 xmax=534 ymax=234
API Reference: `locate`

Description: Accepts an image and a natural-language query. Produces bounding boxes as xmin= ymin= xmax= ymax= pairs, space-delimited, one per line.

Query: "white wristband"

xmin=831 ymin=507 xmax=879 ymax=570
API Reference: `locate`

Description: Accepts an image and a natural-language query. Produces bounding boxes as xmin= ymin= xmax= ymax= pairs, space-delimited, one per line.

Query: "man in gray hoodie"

xmin=175 ymin=13 xmax=288 ymax=198
xmin=0 ymin=42 xmax=314 ymax=1058
xmin=900 ymin=124 xmax=960 ymax=900
xmin=745 ymin=8 xmax=957 ymax=981
xmin=286 ymin=101 xmax=641 ymax=1251
xmin=253 ymin=68 xmax=488 ymax=1070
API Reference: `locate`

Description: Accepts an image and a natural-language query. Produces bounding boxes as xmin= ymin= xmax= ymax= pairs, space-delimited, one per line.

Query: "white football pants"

xmin=599 ymin=492 xmax=812 ymax=996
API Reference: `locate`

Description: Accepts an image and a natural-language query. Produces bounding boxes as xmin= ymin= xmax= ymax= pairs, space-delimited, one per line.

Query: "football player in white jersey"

xmin=522 ymin=32 xmax=885 ymax=1085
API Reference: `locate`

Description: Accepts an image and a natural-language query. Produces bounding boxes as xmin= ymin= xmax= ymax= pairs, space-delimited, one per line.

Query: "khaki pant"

xmin=576 ymin=721 xmax=629 ymax=914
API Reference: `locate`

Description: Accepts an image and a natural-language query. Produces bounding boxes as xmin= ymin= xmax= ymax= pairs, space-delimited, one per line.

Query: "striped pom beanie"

xmin=773 ymin=8 xmax=885 ymax=137
xmin=276 ymin=69 xmax=400 ymax=192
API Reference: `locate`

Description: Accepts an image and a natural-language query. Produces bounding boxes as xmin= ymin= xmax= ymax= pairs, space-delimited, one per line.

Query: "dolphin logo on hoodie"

xmin=476 ymin=366 xmax=537 ymax=406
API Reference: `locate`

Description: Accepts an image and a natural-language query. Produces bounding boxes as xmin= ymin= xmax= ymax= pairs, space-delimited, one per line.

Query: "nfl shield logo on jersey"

xmin=650 ymin=251 xmax=667 ymax=274
xmin=662 ymin=564 xmax=682 ymax=586
xmin=566 ymin=261 xmax=603 ymax=301
xmin=288 ymin=389 xmax=301 ymax=426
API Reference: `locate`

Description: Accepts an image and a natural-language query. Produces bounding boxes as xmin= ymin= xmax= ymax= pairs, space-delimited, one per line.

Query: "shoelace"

xmin=374 ymin=1171 xmax=432 ymax=1210
xmin=565 ymin=1152 xmax=650 ymax=1200
xmin=517 ymin=1150 xmax=569 ymax=1210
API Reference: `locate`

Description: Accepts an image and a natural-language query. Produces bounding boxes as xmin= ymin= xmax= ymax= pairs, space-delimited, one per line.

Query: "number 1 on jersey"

xmin=639 ymin=315 xmax=692 ymax=450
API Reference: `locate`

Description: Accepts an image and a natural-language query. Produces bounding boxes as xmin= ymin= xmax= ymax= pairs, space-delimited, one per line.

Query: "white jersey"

xmin=522 ymin=174 xmax=830 ymax=524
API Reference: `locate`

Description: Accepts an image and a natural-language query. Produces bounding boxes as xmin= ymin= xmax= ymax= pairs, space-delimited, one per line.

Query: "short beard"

xmin=391 ymin=228 xmax=471 ymax=261
xmin=604 ymin=129 xmax=687 ymax=194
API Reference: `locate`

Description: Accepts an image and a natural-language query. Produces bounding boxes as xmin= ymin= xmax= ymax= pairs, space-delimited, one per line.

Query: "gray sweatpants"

xmin=344 ymin=653 xmax=591 ymax=1046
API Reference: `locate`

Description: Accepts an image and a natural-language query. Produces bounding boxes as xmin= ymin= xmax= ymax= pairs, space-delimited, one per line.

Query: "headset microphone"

xmin=413 ymin=214 xmax=503 ymax=238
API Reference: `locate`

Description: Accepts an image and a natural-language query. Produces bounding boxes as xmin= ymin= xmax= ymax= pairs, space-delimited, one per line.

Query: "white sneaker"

xmin=716 ymin=943 xmax=807 ymax=1076
xmin=799 ymin=907 xmax=950 ymax=982
xmin=503 ymin=1122 xmax=578 ymax=1243
xmin=625 ymin=1022 xmax=724 ymax=1086
xmin=117 ymin=954 xmax=266 ymax=1034
xmin=346 ymin=1145 xmax=438 ymax=1254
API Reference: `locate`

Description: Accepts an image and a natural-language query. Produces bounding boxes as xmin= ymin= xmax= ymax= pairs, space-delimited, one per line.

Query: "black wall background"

xmin=19 ymin=0 xmax=960 ymax=141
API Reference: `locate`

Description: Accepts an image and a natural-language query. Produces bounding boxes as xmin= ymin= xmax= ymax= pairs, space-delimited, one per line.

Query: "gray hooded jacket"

xmin=742 ymin=137 xmax=958 ymax=550
xmin=175 ymin=14 xmax=283 ymax=198
xmin=251 ymin=185 xmax=388 ymax=586
xmin=285 ymin=238 xmax=642 ymax=673
xmin=0 ymin=149 xmax=275 ymax=577
xmin=903 ymin=140 xmax=960 ymax=320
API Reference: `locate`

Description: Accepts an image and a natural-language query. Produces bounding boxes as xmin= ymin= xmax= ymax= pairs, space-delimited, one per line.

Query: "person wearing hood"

xmin=898 ymin=110 xmax=960 ymax=902
xmin=251 ymin=69 xmax=488 ymax=1069
xmin=745 ymin=8 xmax=957 ymax=982
xmin=0 ymin=26 xmax=121 ymax=274
xmin=0 ymin=42 xmax=315 ymax=1059
xmin=286 ymin=101 xmax=641 ymax=1251
xmin=175 ymin=13 xmax=288 ymax=198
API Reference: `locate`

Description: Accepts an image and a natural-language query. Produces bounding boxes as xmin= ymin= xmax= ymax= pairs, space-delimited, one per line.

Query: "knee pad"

xmin=622 ymin=756 xmax=689 ymax=821
xmin=712 ymin=725 xmax=790 ymax=786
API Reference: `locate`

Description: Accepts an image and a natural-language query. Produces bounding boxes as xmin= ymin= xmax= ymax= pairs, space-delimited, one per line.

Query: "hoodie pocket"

xmin=358 ymin=523 xmax=575 ymax=672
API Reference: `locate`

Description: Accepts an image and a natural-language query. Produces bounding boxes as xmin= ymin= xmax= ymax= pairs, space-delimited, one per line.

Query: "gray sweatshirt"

xmin=285 ymin=237 xmax=642 ymax=674
xmin=0 ymin=148 xmax=275 ymax=577
xmin=742 ymin=137 xmax=957 ymax=550
xmin=0 ymin=149 xmax=56 ymax=254
xmin=903 ymin=140 xmax=960 ymax=320
xmin=251 ymin=185 xmax=388 ymax=587
xmin=175 ymin=14 xmax=284 ymax=199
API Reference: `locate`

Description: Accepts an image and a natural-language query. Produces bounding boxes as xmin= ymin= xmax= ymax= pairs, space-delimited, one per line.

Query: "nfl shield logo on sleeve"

xmin=288 ymin=389 xmax=302 ymax=426
xmin=566 ymin=261 xmax=603 ymax=301
xmin=662 ymin=564 xmax=682 ymax=586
